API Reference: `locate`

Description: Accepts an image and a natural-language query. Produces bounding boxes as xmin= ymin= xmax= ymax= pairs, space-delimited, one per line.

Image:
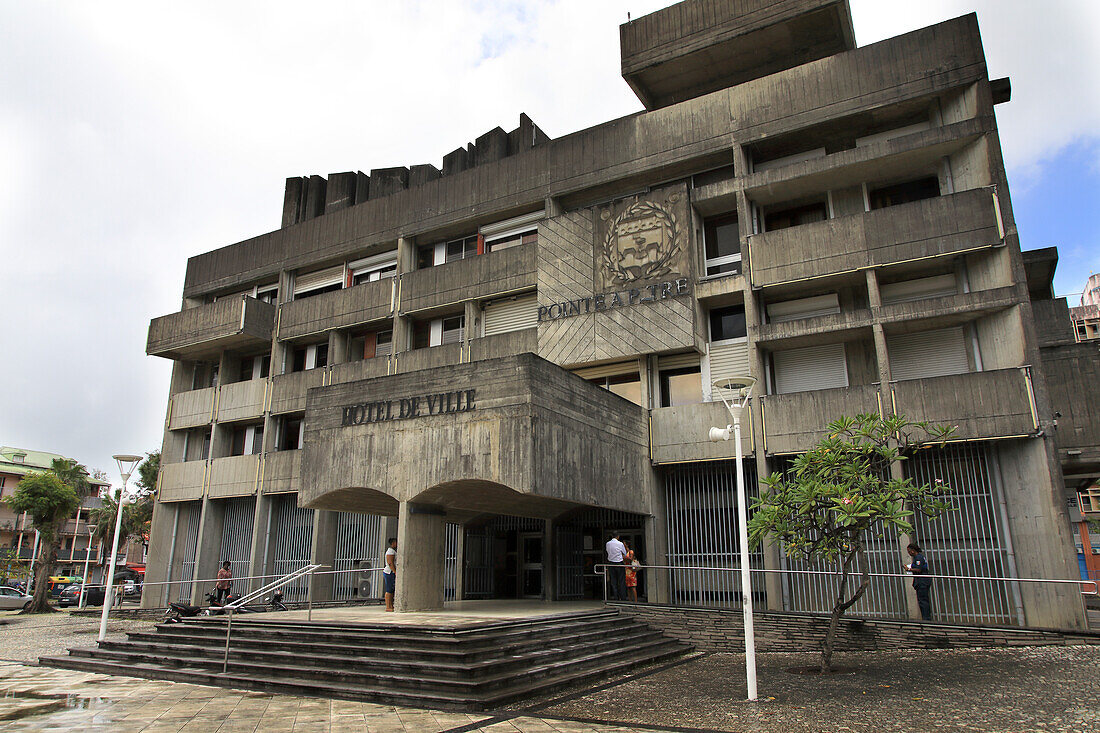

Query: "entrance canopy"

xmin=299 ymin=353 xmax=655 ymax=519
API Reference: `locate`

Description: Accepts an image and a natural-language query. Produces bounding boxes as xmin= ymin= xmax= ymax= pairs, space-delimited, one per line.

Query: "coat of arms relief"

xmin=596 ymin=185 xmax=690 ymax=290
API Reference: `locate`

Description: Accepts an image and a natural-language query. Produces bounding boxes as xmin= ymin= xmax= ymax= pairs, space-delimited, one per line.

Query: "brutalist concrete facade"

xmin=143 ymin=0 xmax=1084 ymax=626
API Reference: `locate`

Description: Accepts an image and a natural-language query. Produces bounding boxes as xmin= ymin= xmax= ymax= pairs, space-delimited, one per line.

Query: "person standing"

xmin=605 ymin=532 xmax=627 ymax=601
xmin=624 ymin=543 xmax=640 ymax=603
xmin=383 ymin=537 xmax=397 ymax=612
xmin=904 ymin=543 xmax=933 ymax=621
xmin=214 ymin=561 xmax=232 ymax=604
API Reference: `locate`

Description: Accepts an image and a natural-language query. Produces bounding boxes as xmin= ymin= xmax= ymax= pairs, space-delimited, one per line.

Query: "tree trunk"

xmin=25 ymin=527 xmax=62 ymax=614
xmin=820 ymin=544 xmax=872 ymax=673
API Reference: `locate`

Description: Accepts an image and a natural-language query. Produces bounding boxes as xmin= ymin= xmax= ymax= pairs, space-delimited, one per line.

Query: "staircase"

xmin=39 ymin=609 xmax=693 ymax=710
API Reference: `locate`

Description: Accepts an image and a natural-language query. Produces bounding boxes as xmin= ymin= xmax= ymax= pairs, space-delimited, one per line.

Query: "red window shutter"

xmin=477 ymin=234 xmax=485 ymax=255
xmin=363 ymin=332 xmax=377 ymax=360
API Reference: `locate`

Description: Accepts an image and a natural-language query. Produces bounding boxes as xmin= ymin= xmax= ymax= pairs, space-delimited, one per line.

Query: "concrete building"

xmin=1026 ymin=252 xmax=1100 ymax=583
xmin=0 ymin=446 xmax=110 ymax=583
xmin=143 ymin=0 xmax=1084 ymax=628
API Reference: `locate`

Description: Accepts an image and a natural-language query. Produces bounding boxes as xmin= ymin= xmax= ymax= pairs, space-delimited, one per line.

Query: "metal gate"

xmin=444 ymin=523 xmax=460 ymax=601
xmin=219 ymin=497 xmax=254 ymax=590
xmin=171 ymin=501 xmax=201 ymax=602
xmin=463 ymin=528 xmax=494 ymax=598
xmin=664 ymin=460 xmax=766 ymax=607
xmin=556 ymin=525 xmax=584 ymax=599
xmin=269 ymin=495 xmax=314 ymax=601
xmin=333 ymin=511 xmax=384 ymax=601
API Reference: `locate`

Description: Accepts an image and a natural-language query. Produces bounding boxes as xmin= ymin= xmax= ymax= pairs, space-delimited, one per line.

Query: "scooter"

xmin=268 ymin=590 xmax=288 ymax=612
xmin=163 ymin=600 xmax=203 ymax=624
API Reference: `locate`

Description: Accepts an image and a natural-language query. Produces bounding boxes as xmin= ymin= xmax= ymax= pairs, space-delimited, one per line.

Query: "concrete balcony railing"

xmin=396 ymin=343 xmax=463 ymax=374
xmin=262 ymin=450 xmax=301 ymax=495
xmin=650 ymin=401 xmax=754 ymax=464
xmin=889 ymin=368 xmax=1038 ymax=441
xmin=761 ymin=384 xmax=881 ymax=455
xmin=469 ymin=328 xmax=537 ymax=362
xmin=270 ymin=369 xmax=326 ymax=415
xmin=168 ymin=387 xmax=217 ymax=430
xmin=158 ymin=461 xmax=207 ymax=502
xmin=207 ymin=454 xmax=261 ymax=498
xmin=400 ymin=243 xmax=536 ymax=314
xmin=217 ymin=379 xmax=268 ymax=423
xmin=148 ymin=295 xmax=275 ymax=361
xmin=329 ymin=356 xmax=391 ymax=386
xmin=278 ymin=278 xmax=393 ymax=342
xmin=748 ymin=188 xmax=1002 ymax=287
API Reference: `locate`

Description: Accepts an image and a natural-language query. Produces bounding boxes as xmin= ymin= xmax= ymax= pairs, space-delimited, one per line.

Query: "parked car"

xmin=0 ymin=586 xmax=33 ymax=611
xmin=48 ymin=576 xmax=82 ymax=597
xmin=57 ymin=583 xmax=105 ymax=608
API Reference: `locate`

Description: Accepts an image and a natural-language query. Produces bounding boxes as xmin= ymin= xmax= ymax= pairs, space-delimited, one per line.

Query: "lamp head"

xmin=712 ymin=376 xmax=756 ymax=418
xmin=113 ymin=454 xmax=143 ymax=481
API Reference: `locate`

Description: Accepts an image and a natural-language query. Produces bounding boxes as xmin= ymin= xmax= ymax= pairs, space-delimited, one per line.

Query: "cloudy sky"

xmin=1 ymin=1 xmax=1097 ymax=486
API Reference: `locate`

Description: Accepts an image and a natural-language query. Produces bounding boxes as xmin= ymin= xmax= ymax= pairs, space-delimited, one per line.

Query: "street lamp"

xmin=79 ymin=525 xmax=97 ymax=611
xmin=709 ymin=376 xmax=758 ymax=701
xmin=98 ymin=454 xmax=142 ymax=643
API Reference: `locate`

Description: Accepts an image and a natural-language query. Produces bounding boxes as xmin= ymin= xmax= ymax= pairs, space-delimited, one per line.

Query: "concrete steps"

xmin=39 ymin=609 xmax=693 ymax=710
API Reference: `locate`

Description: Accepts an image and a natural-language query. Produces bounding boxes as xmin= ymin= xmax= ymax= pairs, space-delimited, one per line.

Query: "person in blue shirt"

xmin=905 ymin=543 xmax=933 ymax=621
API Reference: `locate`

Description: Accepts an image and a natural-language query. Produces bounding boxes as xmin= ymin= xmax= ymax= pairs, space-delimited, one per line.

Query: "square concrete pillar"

xmin=191 ymin=497 xmax=226 ymax=605
xmin=395 ymin=501 xmax=446 ymax=612
xmin=247 ymin=494 xmax=273 ymax=595
xmin=141 ymin=501 xmax=179 ymax=608
xmin=310 ymin=509 xmax=339 ymax=601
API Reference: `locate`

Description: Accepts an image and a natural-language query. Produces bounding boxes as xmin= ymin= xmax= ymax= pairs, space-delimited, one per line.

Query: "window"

xmin=348 ymin=329 xmax=393 ymax=361
xmin=763 ymin=201 xmax=827 ymax=231
xmin=588 ymin=374 xmax=643 ymax=406
xmin=413 ymin=316 xmax=465 ymax=348
xmin=230 ymin=425 xmax=264 ymax=456
xmin=278 ymin=417 xmax=303 ymax=451
xmin=192 ymin=363 xmax=218 ymax=390
xmin=185 ymin=429 xmax=211 ymax=462
xmin=255 ymin=285 xmax=278 ymax=304
xmin=237 ymin=355 xmax=270 ymax=382
xmin=418 ymin=235 xmax=479 ymax=268
xmin=293 ymin=265 xmax=344 ymax=300
xmin=709 ymin=305 xmax=747 ymax=342
xmin=660 ymin=367 xmax=703 ymax=407
xmin=765 ymin=294 xmax=840 ymax=323
xmin=869 ymin=177 xmax=940 ymax=210
xmin=291 ymin=343 xmax=328 ymax=372
xmin=702 ymin=214 xmax=741 ymax=277
xmin=481 ymin=211 xmax=542 ymax=253
xmin=446 ymin=237 xmax=478 ymax=263
xmin=349 ymin=253 xmax=398 ymax=286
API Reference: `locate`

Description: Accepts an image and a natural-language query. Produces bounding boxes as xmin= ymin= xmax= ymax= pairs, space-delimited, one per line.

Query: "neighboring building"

xmin=1026 ymin=251 xmax=1100 ymax=583
xmin=0 ymin=446 xmax=110 ymax=582
xmin=143 ymin=0 xmax=1084 ymax=628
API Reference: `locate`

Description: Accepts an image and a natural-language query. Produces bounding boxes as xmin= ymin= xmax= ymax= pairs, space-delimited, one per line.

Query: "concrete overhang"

xmin=298 ymin=353 xmax=654 ymax=519
xmin=147 ymin=296 xmax=275 ymax=361
xmin=620 ymin=0 xmax=856 ymax=110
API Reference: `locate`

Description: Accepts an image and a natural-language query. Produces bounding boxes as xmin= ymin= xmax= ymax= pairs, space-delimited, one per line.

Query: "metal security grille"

xmin=444 ymin=523 xmax=460 ymax=601
xmin=333 ymin=511 xmax=384 ymax=601
xmin=464 ymin=528 xmax=494 ymax=599
xmin=556 ymin=525 xmax=584 ymax=599
xmin=664 ymin=460 xmax=766 ymax=607
xmin=172 ymin=502 xmax=201 ymax=602
xmin=907 ymin=443 xmax=1022 ymax=625
xmin=269 ymin=495 xmax=314 ymax=601
xmin=219 ymin=497 xmax=255 ymax=590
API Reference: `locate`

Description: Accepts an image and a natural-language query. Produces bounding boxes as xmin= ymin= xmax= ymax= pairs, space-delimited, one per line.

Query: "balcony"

xmin=889 ymin=368 xmax=1038 ymax=441
xmin=158 ymin=461 xmax=206 ymax=502
xmin=748 ymin=188 xmax=1002 ymax=288
xmin=262 ymin=450 xmax=301 ymax=495
xmin=396 ymin=344 xmax=463 ymax=373
xmin=279 ymin=278 xmax=393 ymax=342
xmin=217 ymin=379 xmax=268 ymax=423
xmin=270 ymin=369 xmax=326 ymax=415
xmin=168 ymin=387 xmax=216 ymax=430
xmin=400 ymin=243 xmax=536 ymax=315
xmin=148 ymin=296 xmax=275 ymax=361
xmin=761 ymin=384 xmax=881 ymax=455
xmin=469 ymin=329 xmax=537 ymax=362
xmin=650 ymin=401 xmax=753 ymax=464
xmin=329 ymin=357 xmax=391 ymax=386
xmin=207 ymin=455 xmax=261 ymax=498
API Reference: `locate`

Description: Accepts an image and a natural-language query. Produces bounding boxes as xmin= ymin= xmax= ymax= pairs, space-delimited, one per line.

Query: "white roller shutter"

xmin=888 ymin=327 xmax=969 ymax=381
xmin=482 ymin=295 xmax=538 ymax=336
xmin=572 ymin=361 xmax=638 ymax=380
xmin=880 ymin=274 xmax=956 ymax=305
xmin=293 ymin=265 xmax=344 ymax=297
xmin=773 ymin=343 xmax=849 ymax=394
xmin=766 ymin=293 xmax=841 ymax=323
xmin=657 ymin=352 xmax=700 ymax=370
xmin=706 ymin=340 xmax=750 ymax=401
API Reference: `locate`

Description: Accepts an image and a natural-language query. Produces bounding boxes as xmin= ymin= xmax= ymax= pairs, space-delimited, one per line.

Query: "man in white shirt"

xmin=383 ymin=537 xmax=397 ymax=612
xmin=605 ymin=532 xmax=627 ymax=601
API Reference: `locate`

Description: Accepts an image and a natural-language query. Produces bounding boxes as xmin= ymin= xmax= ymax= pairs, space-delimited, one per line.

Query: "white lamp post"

xmin=98 ymin=454 xmax=142 ymax=643
xmin=709 ymin=376 xmax=758 ymax=701
xmin=79 ymin=525 xmax=97 ymax=611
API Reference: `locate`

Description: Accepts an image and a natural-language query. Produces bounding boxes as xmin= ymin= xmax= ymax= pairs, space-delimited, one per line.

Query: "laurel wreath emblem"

xmin=602 ymin=200 xmax=681 ymax=283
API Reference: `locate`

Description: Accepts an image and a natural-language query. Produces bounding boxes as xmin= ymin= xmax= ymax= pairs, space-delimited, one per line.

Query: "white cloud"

xmin=0 ymin=0 xmax=1093 ymax=474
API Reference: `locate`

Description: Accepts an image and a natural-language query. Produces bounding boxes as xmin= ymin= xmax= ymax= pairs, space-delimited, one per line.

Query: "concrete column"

xmin=464 ymin=301 xmax=482 ymax=358
xmin=247 ymin=493 xmax=273 ymax=594
xmin=141 ymin=501 xmax=178 ymax=608
xmin=644 ymin=511 xmax=669 ymax=603
xmin=190 ymin=497 xmax=226 ymax=605
xmin=396 ymin=236 xmax=416 ymax=275
xmin=309 ymin=510 xmax=339 ymax=602
xmin=454 ymin=525 xmax=466 ymax=601
xmin=395 ymin=501 xmax=446 ymax=612
xmin=545 ymin=196 xmax=564 ymax=217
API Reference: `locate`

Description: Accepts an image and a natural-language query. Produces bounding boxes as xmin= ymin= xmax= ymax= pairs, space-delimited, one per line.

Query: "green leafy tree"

xmin=4 ymin=471 xmax=81 ymax=613
xmin=0 ymin=547 xmax=29 ymax=585
xmin=135 ymin=451 xmax=160 ymax=494
xmin=88 ymin=452 xmax=159 ymax=563
xmin=748 ymin=413 xmax=955 ymax=673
